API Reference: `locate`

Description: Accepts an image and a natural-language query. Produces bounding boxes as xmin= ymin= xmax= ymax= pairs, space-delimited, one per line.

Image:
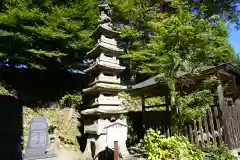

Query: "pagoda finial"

xmin=100 ymin=0 xmax=108 ymax=5
xmin=99 ymin=0 xmax=112 ymax=16
xmin=99 ymin=11 xmax=111 ymax=23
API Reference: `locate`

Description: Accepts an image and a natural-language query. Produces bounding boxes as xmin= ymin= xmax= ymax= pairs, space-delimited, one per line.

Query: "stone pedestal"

xmin=81 ymin=119 xmax=131 ymax=159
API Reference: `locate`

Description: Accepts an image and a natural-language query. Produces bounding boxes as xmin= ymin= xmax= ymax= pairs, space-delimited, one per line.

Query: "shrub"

xmin=59 ymin=93 xmax=81 ymax=108
xmin=204 ymin=144 xmax=235 ymax=160
xmin=143 ymin=129 xmax=203 ymax=160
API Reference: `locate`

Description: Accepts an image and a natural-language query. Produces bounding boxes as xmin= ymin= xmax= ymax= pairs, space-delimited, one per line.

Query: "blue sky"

xmin=227 ymin=2 xmax=239 ymax=54
xmin=229 ymin=25 xmax=240 ymax=54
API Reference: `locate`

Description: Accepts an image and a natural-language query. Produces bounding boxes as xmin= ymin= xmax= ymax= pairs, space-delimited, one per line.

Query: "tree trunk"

xmin=169 ymin=78 xmax=179 ymax=135
xmin=169 ymin=78 xmax=177 ymax=106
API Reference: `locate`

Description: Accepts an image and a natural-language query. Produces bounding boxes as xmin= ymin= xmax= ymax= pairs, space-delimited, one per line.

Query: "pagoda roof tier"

xmin=87 ymin=41 xmax=123 ymax=58
xmin=89 ymin=76 xmax=120 ymax=86
xmin=90 ymin=23 xmax=118 ymax=40
xmin=90 ymin=101 xmax=122 ymax=106
xmin=81 ymin=105 xmax=127 ymax=116
xmin=83 ymin=82 xmax=127 ymax=94
xmin=89 ymin=96 xmax=122 ymax=106
xmin=84 ymin=60 xmax=125 ymax=73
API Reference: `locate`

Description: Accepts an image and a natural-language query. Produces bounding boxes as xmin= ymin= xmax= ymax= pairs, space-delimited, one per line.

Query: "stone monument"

xmin=80 ymin=1 xmax=132 ymax=159
xmin=24 ymin=115 xmax=56 ymax=160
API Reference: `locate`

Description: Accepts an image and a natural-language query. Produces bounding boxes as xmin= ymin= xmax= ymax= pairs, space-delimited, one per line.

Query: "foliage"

xmin=204 ymin=144 xmax=235 ymax=160
xmin=23 ymin=107 xmax=81 ymax=150
xmin=232 ymin=54 xmax=240 ymax=67
xmin=0 ymin=81 xmax=18 ymax=97
xmin=111 ymin=0 xmax=234 ymax=78
xmin=188 ymin=0 xmax=240 ymax=29
xmin=176 ymin=89 xmax=213 ymax=124
xmin=201 ymin=76 xmax=219 ymax=89
xmin=0 ymin=0 xmax=236 ymax=71
xmin=143 ymin=129 xmax=203 ymax=160
xmin=175 ymin=76 xmax=218 ymax=124
xmin=0 ymin=85 xmax=11 ymax=95
xmin=145 ymin=96 xmax=164 ymax=106
xmin=120 ymin=92 xmax=164 ymax=111
xmin=59 ymin=93 xmax=81 ymax=108
xmin=120 ymin=91 xmax=142 ymax=111
xmin=112 ymin=0 xmax=233 ymax=125
xmin=0 ymin=0 xmax=99 ymax=70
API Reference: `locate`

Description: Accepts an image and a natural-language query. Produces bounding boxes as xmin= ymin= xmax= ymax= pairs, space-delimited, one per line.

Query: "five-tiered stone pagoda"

xmin=80 ymin=0 xmax=132 ymax=159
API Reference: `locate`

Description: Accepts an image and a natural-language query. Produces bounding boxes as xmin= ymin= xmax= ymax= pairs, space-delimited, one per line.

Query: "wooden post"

xmin=165 ymin=94 xmax=171 ymax=136
xmin=217 ymin=80 xmax=232 ymax=148
xmin=141 ymin=95 xmax=146 ymax=136
xmin=114 ymin=141 xmax=118 ymax=160
xmin=232 ymin=75 xmax=237 ymax=101
xmin=165 ymin=94 xmax=171 ymax=112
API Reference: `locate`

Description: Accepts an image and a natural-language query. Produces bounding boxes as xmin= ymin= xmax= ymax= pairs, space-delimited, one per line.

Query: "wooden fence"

xmin=221 ymin=97 xmax=240 ymax=149
xmin=143 ymin=111 xmax=172 ymax=137
xmin=128 ymin=97 xmax=240 ymax=150
xmin=183 ymin=107 xmax=223 ymax=148
xmin=127 ymin=111 xmax=172 ymax=140
xmin=184 ymin=97 xmax=240 ymax=149
xmin=139 ymin=107 xmax=225 ymax=149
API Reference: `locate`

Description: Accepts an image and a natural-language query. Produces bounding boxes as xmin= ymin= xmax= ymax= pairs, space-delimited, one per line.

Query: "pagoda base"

xmin=80 ymin=118 xmax=132 ymax=160
xmin=81 ymin=134 xmax=131 ymax=160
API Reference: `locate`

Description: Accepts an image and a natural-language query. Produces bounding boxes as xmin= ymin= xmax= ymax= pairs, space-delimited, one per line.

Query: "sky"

xmin=228 ymin=2 xmax=240 ymax=54
xmin=229 ymin=25 xmax=240 ymax=54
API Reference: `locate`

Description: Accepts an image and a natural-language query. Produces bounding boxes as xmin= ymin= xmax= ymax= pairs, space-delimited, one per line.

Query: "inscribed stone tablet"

xmin=106 ymin=123 xmax=127 ymax=148
xmin=25 ymin=115 xmax=49 ymax=158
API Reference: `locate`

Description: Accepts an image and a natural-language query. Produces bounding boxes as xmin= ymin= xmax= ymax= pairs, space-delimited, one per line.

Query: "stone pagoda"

xmin=80 ymin=0 xmax=132 ymax=159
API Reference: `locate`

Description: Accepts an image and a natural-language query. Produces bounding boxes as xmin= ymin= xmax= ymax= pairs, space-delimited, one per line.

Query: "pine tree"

xmin=0 ymin=0 xmax=99 ymax=70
